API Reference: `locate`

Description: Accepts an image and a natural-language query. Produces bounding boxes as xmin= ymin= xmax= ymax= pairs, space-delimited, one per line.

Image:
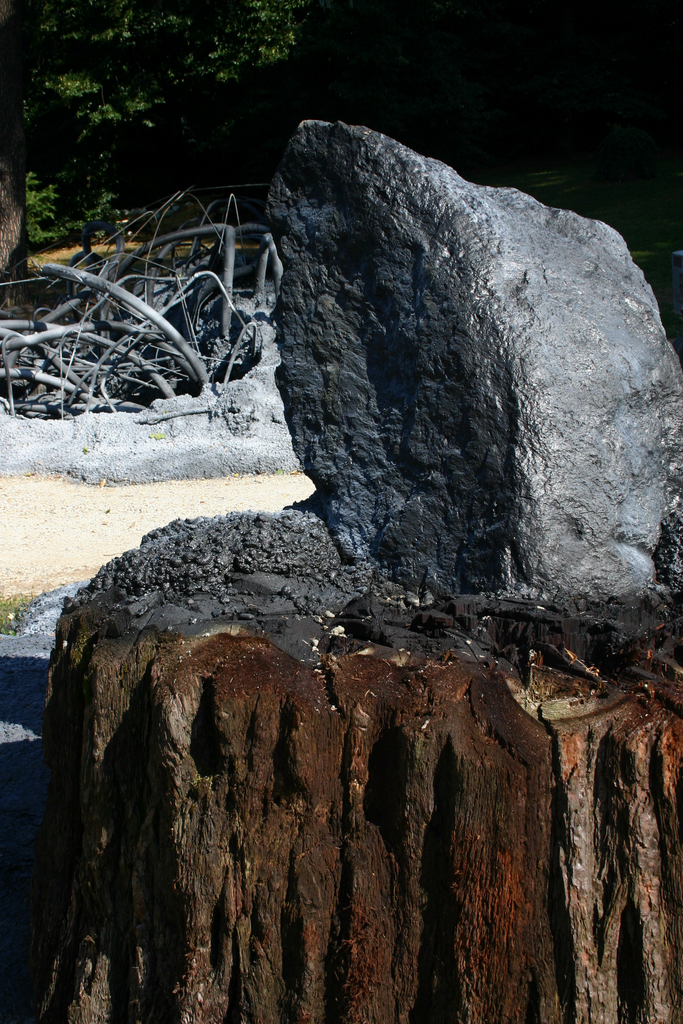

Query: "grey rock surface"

xmin=0 ymin=302 xmax=300 ymax=484
xmin=0 ymin=584 xmax=85 ymax=1024
xmin=268 ymin=120 xmax=683 ymax=601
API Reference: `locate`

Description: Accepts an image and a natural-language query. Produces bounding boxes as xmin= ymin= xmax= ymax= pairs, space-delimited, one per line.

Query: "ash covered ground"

xmin=0 ymin=583 xmax=84 ymax=1024
xmin=0 ymin=284 xmax=300 ymax=484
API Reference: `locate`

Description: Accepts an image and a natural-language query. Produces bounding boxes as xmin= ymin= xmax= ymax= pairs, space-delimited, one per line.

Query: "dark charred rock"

xmin=80 ymin=509 xmax=359 ymax=611
xmin=76 ymin=509 xmax=370 ymax=627
xmin=655 ymin=505 xmax=683 ymax=598
xmin=64 ymin=501 xmax=676 ymax=678
xmin=268 ymin=120 xmax=683 ymax=602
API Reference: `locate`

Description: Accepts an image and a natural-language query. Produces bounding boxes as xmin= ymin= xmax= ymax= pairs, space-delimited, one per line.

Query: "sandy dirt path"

xmin=0 ymin=472 xmax=315 ymax=596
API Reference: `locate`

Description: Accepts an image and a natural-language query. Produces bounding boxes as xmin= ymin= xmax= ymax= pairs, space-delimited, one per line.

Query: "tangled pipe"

xmin=116 ymin=222 xmax=268 ymax=278
xmin=255 ymin=233 xmax=283 ymax=300
xmin=0 ymin=195 xmax=282 ymax=418
xmin=42 ymin=264 xmax=209 ymax=386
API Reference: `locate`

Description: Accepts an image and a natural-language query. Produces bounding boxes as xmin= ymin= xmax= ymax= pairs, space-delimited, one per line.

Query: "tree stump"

xmin=30 ymin=595 xmax=683 ymax=1023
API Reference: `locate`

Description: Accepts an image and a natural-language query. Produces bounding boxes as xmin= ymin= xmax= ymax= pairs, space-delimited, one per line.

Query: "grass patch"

xmin=470 ymin=153 xmax=683 ymax=339
xmin=28 ymin=240 xmax=142 ymax=268
xmin=0 ymin=595 xmax=33 ymax=635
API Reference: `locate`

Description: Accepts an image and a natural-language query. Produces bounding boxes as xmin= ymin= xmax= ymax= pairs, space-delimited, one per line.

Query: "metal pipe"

xmin=224 ymin=321 xmax=258 ymax=384
xmin=117 ymin=222 xmax=269 ymax=277
xmin=1 ymin=338 xmax=15 ymax=415
xmin=255 ymin=232 xmax=283 ymax=300
xmin=0 ymin=367 xmax=77 ymax=393
xmin=41 ymin=264 xmax=209 ymax=386
xmin=222 ymin=225 xmax=236 ymax=338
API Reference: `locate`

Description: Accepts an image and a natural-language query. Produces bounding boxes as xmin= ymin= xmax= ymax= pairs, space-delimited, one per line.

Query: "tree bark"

xmin=0 ymin=0 xmax=26 ymax=303
xmin=30 ymin=597 xmax=683 ymax=1023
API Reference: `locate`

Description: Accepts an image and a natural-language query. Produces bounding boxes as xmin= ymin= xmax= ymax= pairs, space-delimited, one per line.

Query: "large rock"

xmin=268 ymin=120 xmax=683 ymax=601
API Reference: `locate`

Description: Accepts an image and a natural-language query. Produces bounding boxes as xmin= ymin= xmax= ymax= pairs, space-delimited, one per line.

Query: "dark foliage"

xmin=594 ymin=127 xmax=659 ymax=182
xmin=19 ymin=0 xmax=681 ymax=222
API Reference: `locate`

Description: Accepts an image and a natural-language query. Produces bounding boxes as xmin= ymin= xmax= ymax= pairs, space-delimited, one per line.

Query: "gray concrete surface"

xmin=0 ymin=319 xmax=300 ymax=485
xmin=0 ymin=583 xmax=86 ymax=1024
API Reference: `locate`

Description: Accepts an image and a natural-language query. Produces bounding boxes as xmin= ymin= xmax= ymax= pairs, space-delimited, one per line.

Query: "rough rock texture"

xmin=88 ymin=508 xmax=360 ymax=605
xmin=76 ymin=508 xmax=670 ymax=670
xmin=267 ymin=120 xmax=683 ymax=600
xmin=30 ymin=586 xmax=683 ymax=1024
xmin=83 ymin=510 xmax=374 ymax=652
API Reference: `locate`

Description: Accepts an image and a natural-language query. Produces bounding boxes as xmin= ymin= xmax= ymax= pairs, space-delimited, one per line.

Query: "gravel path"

xmin=0 ymin=472 xmax=315 ymax=596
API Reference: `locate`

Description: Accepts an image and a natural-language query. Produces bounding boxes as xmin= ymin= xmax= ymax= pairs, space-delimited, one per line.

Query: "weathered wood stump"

xmin=30 ymin=596 xmax=683 ymax=1023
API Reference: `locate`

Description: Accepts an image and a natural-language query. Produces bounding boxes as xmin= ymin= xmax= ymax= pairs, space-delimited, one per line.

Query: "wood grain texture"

xmin=30 ymin=596 xmax=683 ymax=1023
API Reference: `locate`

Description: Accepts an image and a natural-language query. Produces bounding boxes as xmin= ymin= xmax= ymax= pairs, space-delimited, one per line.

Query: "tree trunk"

xmin=0 ymin=0 xmax=26 ymax=304
xmin=30 ymin=597 xmax=683 ymax=1023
